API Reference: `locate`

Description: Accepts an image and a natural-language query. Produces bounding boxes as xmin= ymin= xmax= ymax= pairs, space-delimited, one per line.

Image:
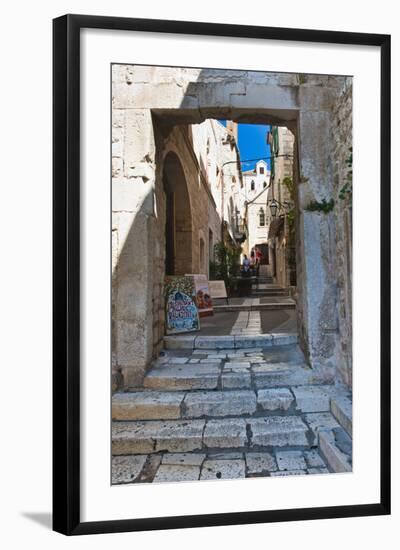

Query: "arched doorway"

xmin=163 ymin=152 xmax=193 ymax=275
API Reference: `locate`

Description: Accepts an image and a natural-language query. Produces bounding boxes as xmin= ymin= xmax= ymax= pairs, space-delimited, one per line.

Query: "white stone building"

xmin=239 ymin=160 xmax=271 ymax=258
xmin=242 ymin=159 xmax=270 ymax=198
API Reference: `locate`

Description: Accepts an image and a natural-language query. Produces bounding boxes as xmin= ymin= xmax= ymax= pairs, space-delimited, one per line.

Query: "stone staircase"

xmin=251 ymin=284 xmax=290 ymax=297
xmin=255 ymin=275 xmax=274 ymax=284
xmin=112 ymin=336 xmax=352 ymax=484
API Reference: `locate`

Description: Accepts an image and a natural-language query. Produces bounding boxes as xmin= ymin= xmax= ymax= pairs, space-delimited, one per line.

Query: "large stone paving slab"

xmin=270 ymin=470 xmax=306 ymax=477
xmin=112 ymin=455 xmax=148 ymax=484
xmin=112 ymin=419 xmax=205 ymax=454
xmin=248 ymin=416 xmax=309 ymax=447
xmin=227 ymin=361 xmax=251 ymax=369
xmin=112 ymin=391 xmax=185 ymax=420
xmin=262 ymin=344 xmax=305 ymax=364
xmin=245 ymin=452 xmax=278 ymax=475
xmin=143 ymin=363 xmax=221 ymax=391
xmin=307 ymin=467 xmax=329 ymax=475
xmin=275 ymin=450 xmax=307 ymax=471
xmin=169 ymin=357 xmax=190 ymax=364
xmin=318 ymin=429 xmax=352 ymax=473
xmin=303 ymin=412 xmax=340 ymax=439
xmin=164 ymin=335 xmax=196 ymax=350
xmin=221 ymin=362 xmax=252 ymax=389
xmin=203 ymin=418 xmax=247 ymax=448
xmin=207 ymin=451 xmax=244 ymax=460
xmin=154 ymin=420 xmax=206 ymax=453
xmin=200 ymin=459 xmax=246 ymax=480
xmin=200 ymin=358 xmax=223 ymax=365
xmin=195 ymin=336 xmax=235 ymax=349
xmin=304 ymin=449 xmax=326 ymax=468
xmin=153 ymin=464 xmax=201 ymax=482
xmin=161 ymin=453 xmax=206 ymax=466
xmin=272 ymin=333 xmax=299 ymax=346
xmin=183 ymin=390 xmax=257 ymax=418
xmin=330 ymin=394 xmax=352 ymax=436
xmin=252 ymin=364 xmax=310 ymax=389
xmin=235 ymin=335 xmax=274 ymax=348
xmin=257 ymin=388 xmax=294 ymax=411
xmin=292 ymin=385 xmax=334 ymax=413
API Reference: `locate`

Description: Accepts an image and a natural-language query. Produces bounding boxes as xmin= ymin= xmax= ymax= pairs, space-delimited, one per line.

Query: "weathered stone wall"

xmin=331 ymin=79 xmax=353 ymax=385
xmin=296 ymin=75 xmax=352 ymax=386
xmin=111 ymin=82 xmax=156 ymax=388
xmin=152 ymin=125 xmax=210 ymax=358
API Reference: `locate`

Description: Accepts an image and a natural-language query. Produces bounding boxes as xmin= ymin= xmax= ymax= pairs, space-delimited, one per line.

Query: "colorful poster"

xmin=186 ymin=274 xmax=214 ymax=317
xmin=165 ymin=276 xmax=200 ymax=334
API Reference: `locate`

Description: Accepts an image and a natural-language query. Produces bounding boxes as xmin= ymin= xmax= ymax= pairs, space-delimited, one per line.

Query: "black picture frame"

xmin=53 ymin=14 xmax=391 ymax=535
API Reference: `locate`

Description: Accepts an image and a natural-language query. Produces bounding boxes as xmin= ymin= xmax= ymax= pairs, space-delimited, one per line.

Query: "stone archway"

xmin=163 ymin=151 xmax=193 ymax=276
xmin=112 ymin=65 xmax=352 ymax=389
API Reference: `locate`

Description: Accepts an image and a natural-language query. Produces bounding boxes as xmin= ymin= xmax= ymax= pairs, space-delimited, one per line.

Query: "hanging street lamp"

xmin=269 ymin=198 xmax=278 ymax=218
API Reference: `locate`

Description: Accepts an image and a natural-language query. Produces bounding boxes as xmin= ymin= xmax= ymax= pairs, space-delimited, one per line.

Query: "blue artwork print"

xmin=166 ymin=289 xmax=199 ymax=334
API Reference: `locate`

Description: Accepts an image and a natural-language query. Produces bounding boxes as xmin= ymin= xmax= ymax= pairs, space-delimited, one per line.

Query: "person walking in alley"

xmin=255 ymin=247 xmax=262 ymax=276
xmin=250 ymin=249 xmax=256 ymax=275
xmin=242 ymin=254 xmax=251 ymax=275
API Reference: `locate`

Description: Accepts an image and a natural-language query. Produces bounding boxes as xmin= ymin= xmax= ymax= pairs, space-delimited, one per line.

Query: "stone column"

xmin=112 ymin=98 xmax=156 ymax=388
xmin=297 ymin=103 xmax=339 ymax=376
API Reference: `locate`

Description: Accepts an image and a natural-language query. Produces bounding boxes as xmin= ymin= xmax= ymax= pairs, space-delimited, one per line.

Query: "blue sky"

xmin=220 ymin=121 xmax=271 ymax=171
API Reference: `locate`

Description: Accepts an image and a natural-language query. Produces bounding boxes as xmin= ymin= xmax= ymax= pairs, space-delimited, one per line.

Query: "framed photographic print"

xmin=53 ymin=14 xmax=391 ymax=535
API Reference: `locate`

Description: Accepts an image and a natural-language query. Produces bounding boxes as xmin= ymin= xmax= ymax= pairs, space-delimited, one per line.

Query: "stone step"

xmin=318 ymin=428 xmax=352 ymax=473
xmin=143 ymin=359 xmax=333 ymax=392
xmin=163 ymin=333 xmax=298 ymax=350
xmin=113 ymin=391 xmax=186 ymax=420
xmin=248 ymin=416 xmax=310 ymax=447
xmin=112 ymin=448 xmax=330 ymax=484
xmin=112 ymin=415 xmax=312 ymax=455
xmin=251 ymin=286 xmax=288 ymax=291
xmin=183 ymin=390 xmax=257 ymax=418
xmin=112 ymin=387 xmax=305 ymax=421
xmin=250 ymin=295 xmax=291 ymax=301
xmin=252 ymin=364 xmax=334 ymax=390
xmin=291 ymin=385 xmax=339 ymax=413
xmin=251 ymin=287 xmax=289 ymax=293
xmin=213 ymin=301 xmax=296 ymax=313
xmin=144 ymin=363 xmax=221 ymax=391
xmin=330 ymin=394 xmax=352 ymax=436
xmin=113 ymin=389 xmax=258 ymax=420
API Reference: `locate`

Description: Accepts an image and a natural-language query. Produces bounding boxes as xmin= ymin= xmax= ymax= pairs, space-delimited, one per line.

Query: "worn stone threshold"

xmin=164 ymin=332 xmax=298 ymax=350
xmin=213 ymin=302 xmax=296 ymax=312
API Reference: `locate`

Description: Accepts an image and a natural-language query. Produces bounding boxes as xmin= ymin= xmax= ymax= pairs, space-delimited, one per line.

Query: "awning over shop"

xmin=268 ymin=217 xmax=284 ymax=239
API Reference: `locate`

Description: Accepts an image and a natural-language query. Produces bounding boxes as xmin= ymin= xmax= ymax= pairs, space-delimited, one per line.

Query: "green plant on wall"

xmin=305 ymin=198 xmax=335 ymax=213
xmin=339 ymin=146 xmax=352 ymax=200
xmin=283 ymin=176 xmax=295 ymax=201
xmin=298 ymin=73 xmax=307 ymax=85
xmin=282 ymin=176 xmax=296 ymax=246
